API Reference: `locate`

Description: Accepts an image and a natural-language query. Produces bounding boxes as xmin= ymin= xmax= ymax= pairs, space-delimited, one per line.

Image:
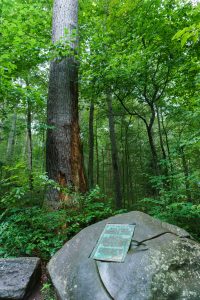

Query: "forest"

xmin=0 ymin=0 xmax=200 ymax=288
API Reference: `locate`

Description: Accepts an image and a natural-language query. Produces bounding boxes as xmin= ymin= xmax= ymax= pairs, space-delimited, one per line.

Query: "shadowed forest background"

xmin=0 ymin=0 xmax=200 ymax=262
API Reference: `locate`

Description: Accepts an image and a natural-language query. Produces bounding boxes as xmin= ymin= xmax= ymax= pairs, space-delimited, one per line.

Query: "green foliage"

xmin=138 ymin=173 xmax=200 ymax=240
xmin=0 ymin=187 xmax=120 ymax=260
xmin=0 ymin=0 xmax=199 ymax=264
xmin=151 ymin=202 xmax=200 ymax=241
xmin=173 ymin=23 xmax=200 ymax=46
xmin=173 ymin=2 xmax=200 ymax=46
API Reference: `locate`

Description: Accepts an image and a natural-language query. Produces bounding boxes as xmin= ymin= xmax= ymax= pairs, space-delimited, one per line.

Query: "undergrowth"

xmin=0 ymin=186 xmax=125 ymax=260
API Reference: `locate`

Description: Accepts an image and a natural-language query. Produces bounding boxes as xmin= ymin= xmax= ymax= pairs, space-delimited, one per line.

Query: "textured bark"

xmin=88 ymin=101 xmax=94 ymax=189
xmin=46 ymin=0 xmax=87 ymax=208
xmin=107 ymin=95 xmax=122 ymax=209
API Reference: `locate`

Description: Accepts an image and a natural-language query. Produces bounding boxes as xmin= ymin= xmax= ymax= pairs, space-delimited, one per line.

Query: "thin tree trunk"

xmin=120 ymin=118 xmax=125 ymax=204
xmin=156 ymin=106 xmax=167 ymax=162
xmin=125 ymin=126 xmax=129 ymax=206
xmin=180 ymin=146 xmax=192 ymax=202
xmin=156 ymin=105 xmax=169 ymax=181
xmin=146 ymin=124 xmax=159 ymax=176
xmin=6 ymin=112 xmax=17 ymax=163
xmin=27 ymin=98 xmax=33 ymax=190
xmin=107 ymin=95 xmax=122 ymax=209
xmin=95 ymin=119 xmax=99 ymax=185
xmin=124 ymin=117 xmax=133 ymax=207
xmin=46 ymin=0 xmax=87 ymax=208
xmin=42 ymin=128 xmax=46 ymax=172
xmin=161 ymin=110 xmax=174 ymax=174
xmin=102 ymin=148 xmax=105 ymax=192
xmin=88 ymin=101 xmax=94 ymax=189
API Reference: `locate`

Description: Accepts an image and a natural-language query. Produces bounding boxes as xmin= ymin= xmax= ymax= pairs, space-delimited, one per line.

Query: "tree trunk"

xmin=6 ymin=112 xmax=17 ymax=163
xmin=46 ymin=0 xmax=87 ymax=208
xmin=95 ymin=119 xmax=99 ymax=185
xmin=27 ymin=98 xmax=33 ymax=190
xmin=156 ymin=105 xmax=169 ymax=182
xmin=146 ymin=124 xmax=159 ymax=176
xmin=156 ymin=106 xmax=167 ymax=162
xmin=125 ymin=117 xmax=133 ymax=207
xmin=102 ymin=148 xmax=105 ymax=192
xmin=88 ymin=101 xmax=94 ymax=189
xmin=107 ymin=95 xmax=122 ymax=209
xmin=180 ymin=146 xmax=192 ymax=202
xmin=120 ymin=118 xmax=125 ymax=204
xmin=160 ymin=110 xmax=174 ymax=174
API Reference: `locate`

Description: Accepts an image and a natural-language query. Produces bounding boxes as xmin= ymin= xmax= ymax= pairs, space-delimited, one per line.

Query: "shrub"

xmin=0 ymin=186 xmax=125 ymax=260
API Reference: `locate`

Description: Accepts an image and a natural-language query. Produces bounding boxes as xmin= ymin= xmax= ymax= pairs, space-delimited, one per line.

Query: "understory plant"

xmin=138 ymin=173 xmax=200 ymax=241
xmin=0 ymin=185 xmax=124 ymax=260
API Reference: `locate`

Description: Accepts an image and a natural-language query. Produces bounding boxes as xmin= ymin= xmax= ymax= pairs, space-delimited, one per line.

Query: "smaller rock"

xmin=0 ymin=257 xmax=41 ymax=300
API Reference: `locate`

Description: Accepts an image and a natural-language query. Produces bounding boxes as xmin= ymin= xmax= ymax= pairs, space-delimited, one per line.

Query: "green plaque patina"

xmin=90 ymin=223 xmax=136 ymax=262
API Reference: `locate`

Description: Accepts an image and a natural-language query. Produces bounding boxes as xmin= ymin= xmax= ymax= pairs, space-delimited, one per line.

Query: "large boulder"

xmin=0 ymin=257 xmax=41 ymax=300
xmin=48 ymin=211 xmax=200 ymax=300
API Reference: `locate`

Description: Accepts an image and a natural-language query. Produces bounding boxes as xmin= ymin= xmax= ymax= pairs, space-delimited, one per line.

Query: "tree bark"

xmin=107 ymin=95 xmax=122 ymax=209
xmin=46 ymin=0 xmax=87 ymax=208
xmin=88 ymin=101 xmax=94 ymax=189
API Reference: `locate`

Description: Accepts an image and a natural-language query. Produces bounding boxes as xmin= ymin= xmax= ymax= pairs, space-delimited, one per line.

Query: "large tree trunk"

xmin=88 ymin=101 xmax=94 ymax=189
xmin=46 ymin=0 xmax=87 ymax=208
xmin=107 ymin=95 xmax=122 ymax=209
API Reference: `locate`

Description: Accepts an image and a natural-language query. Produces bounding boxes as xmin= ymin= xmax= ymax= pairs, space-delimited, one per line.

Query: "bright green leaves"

xmin=173 ymin=1 xmax=200 ymax=46
xmin=173 ymin=23 xmax=200 ymax=46
xmin=1 ymin=0 xmax=52 ymax=80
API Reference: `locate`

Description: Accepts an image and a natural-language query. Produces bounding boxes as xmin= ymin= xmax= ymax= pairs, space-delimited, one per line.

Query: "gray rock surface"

xmin=48 ymin=211 xmax=200 ymax=300
xmin=0 ymin=257 xmax=41 ymax=300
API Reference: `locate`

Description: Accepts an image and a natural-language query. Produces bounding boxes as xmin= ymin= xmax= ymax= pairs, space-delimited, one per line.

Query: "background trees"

xmin=0 ymin=0 xmax=199 ymax=258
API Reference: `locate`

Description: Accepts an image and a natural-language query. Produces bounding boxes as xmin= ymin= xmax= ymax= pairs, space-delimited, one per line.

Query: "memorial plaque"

xmin=90 ymin=223 xmax=136 ymax=262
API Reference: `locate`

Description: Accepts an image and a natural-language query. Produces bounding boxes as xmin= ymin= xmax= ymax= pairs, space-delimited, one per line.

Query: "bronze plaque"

xmin=90 ymin=223 xmax=136 ymax=262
